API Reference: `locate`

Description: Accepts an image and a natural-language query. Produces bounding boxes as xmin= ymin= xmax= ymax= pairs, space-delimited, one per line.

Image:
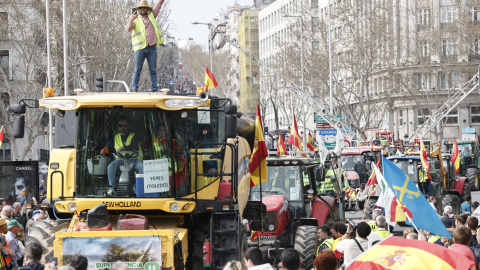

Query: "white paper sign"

xmin=197 ymin=110 xmax=211 ymax=124
xmin=143 ymin=159 xmax=169 ymax=193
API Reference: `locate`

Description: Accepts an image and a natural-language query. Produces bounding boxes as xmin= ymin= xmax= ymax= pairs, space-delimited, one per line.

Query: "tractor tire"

xmin=25 ymin=220 xmax=69 ymax=263
xmin=191 ymin=219 xmax=209 ymax=270
xmin=466 ymin=168 xmax=478 ymax=191
xmin=443 ymin=194 xmax=461 ymax=215
xmin=294 ymin=225 xmax=317 ymax=270
xmin=363 ymin=197 xmax=378 ymax=220
xmin=463 ymin=181 xmax=472 ymax=198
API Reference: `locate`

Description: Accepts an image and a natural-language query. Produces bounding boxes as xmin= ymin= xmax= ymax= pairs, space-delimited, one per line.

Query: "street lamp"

xmin=283 ymin=14 xmax=306 ymax=151
xmin=191 ymin=21 xmax=213 ymax=72
xmin=328 ymin=0 xmax=334 ymax=115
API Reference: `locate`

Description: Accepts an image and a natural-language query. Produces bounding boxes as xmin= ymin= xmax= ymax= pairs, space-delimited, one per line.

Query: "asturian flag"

xmin=382 ymin=156 xmax=451 ymax=238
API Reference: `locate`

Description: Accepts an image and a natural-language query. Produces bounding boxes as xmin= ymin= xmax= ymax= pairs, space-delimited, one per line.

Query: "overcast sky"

xmin=166 ymin=0 xmax=254 ymax=48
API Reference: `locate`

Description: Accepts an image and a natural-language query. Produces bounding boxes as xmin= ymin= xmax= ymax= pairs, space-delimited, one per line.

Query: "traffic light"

xmin=264 ymin=126 xmax=269 ymax=135
xmin=96 ymin=75 xmax=107 ymax=92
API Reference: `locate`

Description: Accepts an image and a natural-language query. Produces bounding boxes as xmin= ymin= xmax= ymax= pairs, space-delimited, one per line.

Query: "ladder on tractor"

xmin=227 ymin=37 xmax=355 ymax=143
xmin=410 ymin=65 xmax=480 ymax=141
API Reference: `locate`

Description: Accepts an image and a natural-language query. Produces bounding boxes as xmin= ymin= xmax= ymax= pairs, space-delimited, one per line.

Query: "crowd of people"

xmin=221 ymin=197 xmax=480 ymax=270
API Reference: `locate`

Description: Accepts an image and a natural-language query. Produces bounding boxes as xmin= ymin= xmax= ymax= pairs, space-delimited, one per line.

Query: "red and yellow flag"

xmin=286 ymin=113 xmax=303 ymax=151
xmin=419 ymin=136 xmax=430 ymax=171
xmin=349 ymin=236 xmax=475 ymax=269
xmin=0 ymin=126 xmax=3 ymax=149
xmin=366 ymin=159 xmax=381 ymax=186
xmin=413 ymin=134 xmax=419 ymax=146
xmin=277 ymin=134 xmax=288 ymax=156
xmin=204 ymin=65 xmax=218 ymax=92
xmin=451 ymin=137 xmax=460 ymax=173
xmin=249 ymin=104 xmax=268 ymax=187
xmin=307 ymin=131 xmax=315 ymax=151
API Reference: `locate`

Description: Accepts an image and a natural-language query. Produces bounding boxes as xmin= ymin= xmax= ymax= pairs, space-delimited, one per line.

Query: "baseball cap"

xmin=32 ymin=210 xmax=41 ymax=216
xmin=7 ymin=219 xmax=20 ymax=227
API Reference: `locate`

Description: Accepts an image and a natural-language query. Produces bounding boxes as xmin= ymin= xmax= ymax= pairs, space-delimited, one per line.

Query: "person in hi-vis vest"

xmin=100 ymin=118 xmax=143 ymax=195
xmin=126 ymin=0 xmax=165 ymax=92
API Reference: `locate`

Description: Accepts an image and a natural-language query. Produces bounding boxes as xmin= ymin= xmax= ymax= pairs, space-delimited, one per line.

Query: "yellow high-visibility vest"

xmin=114 ymin=133 xmax=142 ymax=159
xmin=131 ymin=12 xmax=164 ymax=51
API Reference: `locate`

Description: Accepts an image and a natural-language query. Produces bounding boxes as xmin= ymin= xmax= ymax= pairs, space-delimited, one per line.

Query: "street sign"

xmin=169 ymin=81 xmax=174 ymax=85
xmin=462 ymin=128 xmax=476 ymax=134
xmin=316 ymin=123 xmax=333 ymax=129
xmin=318 ymin=129 xmax=337 ymax=136
xmin=39 ymin=164 xmax=48 ymax=174
xmin=315 ymin=115 xmax=342 ymax=123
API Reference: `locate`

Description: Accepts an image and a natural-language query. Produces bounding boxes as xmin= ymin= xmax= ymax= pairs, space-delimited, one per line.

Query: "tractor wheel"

xmin=443 ymin=194 xmax=461 ymax=215
xmin=25 ymin=220 xmax=69 ymax=263
xmin=466 ymin=168 xmax=478 ymax=191
xmin=363 ymin=197 xmax=378 ymax=220
xmin=463 ymin=181 xmax=472 ymax=198
xmin=294 ymin=225 xmax=317 ymax=270
xmin=191 ymin=219 xmax=209 ymax=270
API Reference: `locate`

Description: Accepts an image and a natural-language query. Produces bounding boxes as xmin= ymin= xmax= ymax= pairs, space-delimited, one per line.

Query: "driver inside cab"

xmin=100 ymin=117 xmax=144 ymax=195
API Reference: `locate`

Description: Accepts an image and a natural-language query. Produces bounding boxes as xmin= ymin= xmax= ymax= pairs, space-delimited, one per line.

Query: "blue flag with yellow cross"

xmin=382 ymin=156 xmax=451 ymax=238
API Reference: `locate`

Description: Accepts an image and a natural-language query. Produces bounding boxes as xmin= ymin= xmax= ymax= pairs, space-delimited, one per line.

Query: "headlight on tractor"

xmin=170 ymin=202 xmax=180 ymax=212
xmin=268 ymin=224 xmax=276 ymax=231
xmin=67 ymin=203 xmax=77 ymax=212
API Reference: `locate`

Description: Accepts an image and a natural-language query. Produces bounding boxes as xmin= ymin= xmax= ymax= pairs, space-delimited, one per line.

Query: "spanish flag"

xmin=249 ymin=104 xmax=268 ymax=187
xmin=451 ymin=137 xmax=460 ymax=173
xmin=419 ymin=136 xmax=430 ymax=171
xmin=0 ymin=126 xmax=3 ymax=149
xmin=204 ymin=65 xmax=218 ymax=92
xmin=307 ymin=131 xmax=315 ymax=151
xmin=277 ymin=134 xmax=288 ymax=156
xmin=286 ymin=113 xmax=303 ymax=151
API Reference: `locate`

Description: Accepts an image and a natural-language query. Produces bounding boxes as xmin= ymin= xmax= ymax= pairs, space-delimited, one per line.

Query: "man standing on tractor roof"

xmin=126 ymin=0 xmax=165 ymax=92
xmin=319 ymin=164 xmax=339 ymax=197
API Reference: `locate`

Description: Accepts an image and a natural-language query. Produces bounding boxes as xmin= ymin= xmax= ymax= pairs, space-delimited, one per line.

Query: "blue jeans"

xmin=132 ymin=46 xmax=158 ymax=91
xmin=107 ymin=159 xmax=143 ymax=189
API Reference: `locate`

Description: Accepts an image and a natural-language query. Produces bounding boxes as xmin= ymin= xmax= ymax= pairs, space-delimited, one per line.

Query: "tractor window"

xmin=458 ymin=144 xmax=472 ymax=158
xmin=391 ymin=160 xmax=418 ymax=183
xmin=250 ymin=165 xmax=303 ymax=201
xmin=75 ymin=107 xmax=226 ymax=198
xmin=341 ymin=155 xmax=365 ymax=171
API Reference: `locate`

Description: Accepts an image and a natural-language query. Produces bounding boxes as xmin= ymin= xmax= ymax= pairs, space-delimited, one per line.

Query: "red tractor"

xmin=340 ymin=146 xmax=383 ymax=188
xmin=245 ymin=156 xmax=343 ymax=269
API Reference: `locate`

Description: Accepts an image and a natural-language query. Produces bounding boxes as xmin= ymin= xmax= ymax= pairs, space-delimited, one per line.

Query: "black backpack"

xmin=469 ymin=246 xmax=480 ymax=266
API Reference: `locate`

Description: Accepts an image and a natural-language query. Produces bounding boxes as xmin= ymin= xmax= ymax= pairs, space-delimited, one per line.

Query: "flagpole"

xmin=258 ymin=139 xmax=264 ymax=234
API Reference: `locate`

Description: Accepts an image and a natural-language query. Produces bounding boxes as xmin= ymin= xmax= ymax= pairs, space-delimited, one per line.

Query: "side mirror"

xmin=225 ymin=105 xmax=237 ymax=139
xmin=13 ymin=115 xmax=25 ymax=138
xmin=315 ymin=168 xmax=325 ymax=182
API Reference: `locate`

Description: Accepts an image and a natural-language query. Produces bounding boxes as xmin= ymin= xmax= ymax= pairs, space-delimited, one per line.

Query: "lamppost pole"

xmin=284 ymin=14 xmax=306 ymax=151
xmin=192 ymin=22 xmax=213 ymax=72
xmin=328 ymin=0 xmax=334 ymax=115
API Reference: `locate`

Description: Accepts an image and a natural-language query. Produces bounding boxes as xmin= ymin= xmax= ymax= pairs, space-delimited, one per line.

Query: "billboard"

xmin=0 ymin=161 xmax=39 ymax=206
xmin=63 ymin=236 xmax=162 ymax=270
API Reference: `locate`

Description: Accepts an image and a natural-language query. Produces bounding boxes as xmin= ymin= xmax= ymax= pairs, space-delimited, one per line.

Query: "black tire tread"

xmin=294 ymin=225 xmax=317 ymax=270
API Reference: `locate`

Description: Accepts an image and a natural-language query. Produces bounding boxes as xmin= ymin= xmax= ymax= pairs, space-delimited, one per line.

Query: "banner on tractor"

xmin=63 ymin=236 xmax=162 ymax=270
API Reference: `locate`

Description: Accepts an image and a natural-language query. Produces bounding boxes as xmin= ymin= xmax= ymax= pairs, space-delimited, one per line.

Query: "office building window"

xmin=418 ymin=108 xmax=430 ymax=125
xmin=471 ymin=106 xmax=480 ymax=124
xmin=0 ymin=50 xmax=9 ymax=79
xmin=442 ymin=108 xmax=458 ymax=125
xmin=416 ymin=73 xmax=432 ymax=91
xmin=399 ymin=110 xmax=403 ymax=126
xmin=0 ymin=142 xmax=11 ymax=161
xmin=440 ymin=6 xmax=458 ymax=23
xmin=0 ymin=12 xmax=7 ymax=41
xmin=439 ymin=72 xmax=460 ymax=90
xmin=442 ymin=39 xmax=458 ymax=56
xmin=418 ymin=8 xmax=430 ymax=29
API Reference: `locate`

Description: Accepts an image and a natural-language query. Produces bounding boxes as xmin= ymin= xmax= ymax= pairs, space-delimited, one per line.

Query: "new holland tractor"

xmin=13 ymin=88 xmax=255 ymax=269
xmin=245 ymin=156 xmax=343 ymax=270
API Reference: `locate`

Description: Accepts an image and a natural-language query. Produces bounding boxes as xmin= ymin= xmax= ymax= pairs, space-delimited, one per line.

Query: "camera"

xmin=131 ymin=8 xmax=137 ymax=14
xmin=346 ymin=218 xmax=357 ymax=230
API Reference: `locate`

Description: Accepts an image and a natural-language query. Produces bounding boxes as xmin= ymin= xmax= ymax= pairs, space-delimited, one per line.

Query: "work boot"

xmin=106 ymin=188 xmax=115 ymax=197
